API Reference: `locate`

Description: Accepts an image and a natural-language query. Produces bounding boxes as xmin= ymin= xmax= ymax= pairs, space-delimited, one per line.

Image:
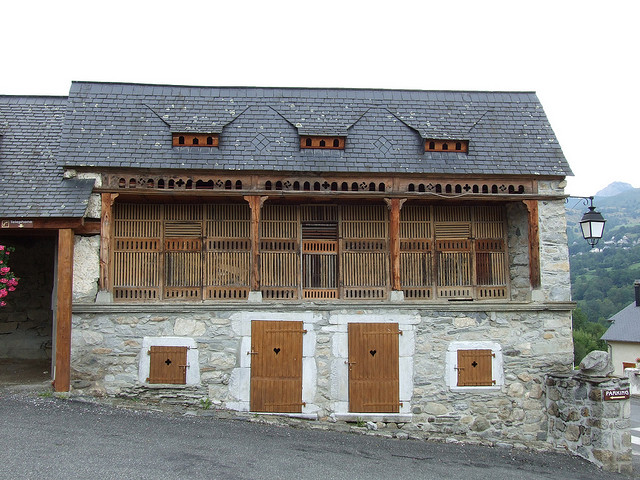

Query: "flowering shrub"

xmin=0 ymin=245 xmax=18 ymax=306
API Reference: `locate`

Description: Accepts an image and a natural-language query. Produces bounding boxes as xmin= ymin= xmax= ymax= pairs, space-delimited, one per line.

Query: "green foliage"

xmin=572 ymin=308 xmax=607 ymax=364
xmin=567 ymin=188 xmax=640 ymax=363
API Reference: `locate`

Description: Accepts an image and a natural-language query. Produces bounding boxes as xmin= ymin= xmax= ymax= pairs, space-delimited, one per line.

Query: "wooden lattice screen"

xmin=400 ymin=205 xmax=433 ymax=300
xmin=204 ymin=204 xmax=251 ymax=300
xmin=113 ymin=202 xmax=506 ymax=302
xmin=340 ymin=205 xmax=389 ymax=299
xmin=113 ymin=204 xmax=162 ymax=301
xmin=301 ymin=206 xmax=338 ymax=299
xmin=399 ymin=205 xmax=507 ymax=301
xmin=260 ymin=205 xmax=299 ymax=299
xmin=113 ymin=204 xmax=251 ymax=301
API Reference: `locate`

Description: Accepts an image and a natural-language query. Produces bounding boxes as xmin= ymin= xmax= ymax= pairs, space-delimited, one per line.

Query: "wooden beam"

xmin=244 ymin=195 xmax=268 ymax=291
xmin=99 ymin=193 xmax=118 ymax=291
xmin=523 ymin=200 xmax=541 ymax=289
xmin=54 ymin=228 xmax=74 ymax=392
xmin=385 ymin=198 xmax=406 ymax=291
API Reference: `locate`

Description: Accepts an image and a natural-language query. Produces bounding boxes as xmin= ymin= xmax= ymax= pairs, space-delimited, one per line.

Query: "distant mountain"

xmin=596 ymin=181 xmax=634 ymax=197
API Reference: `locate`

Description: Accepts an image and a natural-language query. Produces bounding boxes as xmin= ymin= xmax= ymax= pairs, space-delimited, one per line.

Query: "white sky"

xmin=2 ymin=0 xmax=637 ymax=197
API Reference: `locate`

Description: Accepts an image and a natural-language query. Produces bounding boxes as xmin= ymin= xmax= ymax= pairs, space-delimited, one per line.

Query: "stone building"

xmin=1 ymin=82 xmax=575 ymax=443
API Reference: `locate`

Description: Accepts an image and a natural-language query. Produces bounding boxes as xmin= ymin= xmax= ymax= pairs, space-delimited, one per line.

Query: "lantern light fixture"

xmin=576 ymin=196 xmax=606 ymax=248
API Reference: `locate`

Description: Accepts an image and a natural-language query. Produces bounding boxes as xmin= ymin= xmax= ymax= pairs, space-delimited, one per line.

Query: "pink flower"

xmin=0 ymin=267 xmax=9 ymax=275
xmin=0 ymin=245 xmax=4 ymax=251
xmin=7 ymin=278 xmax=17 ymax=286
xmin=0 ymin=301 xmax=5 ymax=307
xmin=0 ymin=289 xmax=6 ymax=298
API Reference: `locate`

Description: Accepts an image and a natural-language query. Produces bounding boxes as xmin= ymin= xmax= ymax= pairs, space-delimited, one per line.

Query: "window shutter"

xmin=148 ymin=346 xmax=188 ymax=384
xmin=457 ymin=349 xmax=494 ymax=386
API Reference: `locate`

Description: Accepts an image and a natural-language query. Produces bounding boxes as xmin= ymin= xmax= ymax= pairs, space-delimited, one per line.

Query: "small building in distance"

xmin=601 ymin=280 xmax=640 ymax=376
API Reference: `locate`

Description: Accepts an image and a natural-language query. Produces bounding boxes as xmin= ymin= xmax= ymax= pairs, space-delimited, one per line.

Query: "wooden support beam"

xmin=523 ymin=200 xmax=541 ymax=289
xmin=244 ymin=195 xmax=268 ymax=291
xmin=99 ymin=193 xmax=118 ymax=291
xmin=385 ymin=198 xmax=406 ymax=291
xmin=54 ymin=228 xmax=74 ymax=392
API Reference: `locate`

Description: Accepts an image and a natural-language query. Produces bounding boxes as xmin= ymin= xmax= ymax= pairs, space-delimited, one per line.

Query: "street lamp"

xmin=578 ymin=196 xmax=606 ymax=248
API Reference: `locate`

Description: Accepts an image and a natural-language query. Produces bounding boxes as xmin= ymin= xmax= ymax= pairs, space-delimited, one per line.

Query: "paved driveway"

xmin=0 ymin=390 xmax=629 ymax=480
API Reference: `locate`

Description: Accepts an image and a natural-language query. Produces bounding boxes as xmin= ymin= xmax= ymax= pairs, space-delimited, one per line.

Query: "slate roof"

xmin=59 ymin=82 xmax=572 ymax=177
xmin=601 ymin=302 xmax=640 ymax=343
xmin=0 ymin=96 xmax=94 ymax=218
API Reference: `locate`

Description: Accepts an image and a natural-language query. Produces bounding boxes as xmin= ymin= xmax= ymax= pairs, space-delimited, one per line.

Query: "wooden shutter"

xmin=340 ymin=205 xmax=389 ymax=300
xmin=260 ymin=205 xmax=299 ymax=299
xmin=148 ymin=346 xmax=188 ymax=384
xmin=204 ymin=204 xmax=251 ymax=300
xmin=113 ymin=204 xmax=162 ymax=301
xmin=250 ymin=320 xmax=304 ymax=413
xmin=457 ymin=349 xmax=494 ymax=386
xmin=348 ymin=323 xmax=400 ymax=413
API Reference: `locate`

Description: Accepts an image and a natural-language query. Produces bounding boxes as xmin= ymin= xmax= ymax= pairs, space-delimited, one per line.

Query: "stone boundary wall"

xmin=546 ymin=373 xmax=632 ymax=474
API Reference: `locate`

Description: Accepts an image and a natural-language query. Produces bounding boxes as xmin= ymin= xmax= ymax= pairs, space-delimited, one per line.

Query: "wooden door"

xmin=250 ymin=320 xmax=304 ymax=413
xmin=348 ymin=323 xmax=400 ymax=413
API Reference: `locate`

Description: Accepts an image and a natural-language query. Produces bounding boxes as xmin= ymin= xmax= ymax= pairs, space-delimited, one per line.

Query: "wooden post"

xmin=99 ymin=193 xmax=117 ymax=292
xmin=385 ymin=198 xmax=406 ymax=291
xmin=523 ymin=200 xmax=541 ymax=289
xmin=244 ymin=195 xmax=268 ymax=291
xmin=54 ymin=228 xmax=74 ymax=392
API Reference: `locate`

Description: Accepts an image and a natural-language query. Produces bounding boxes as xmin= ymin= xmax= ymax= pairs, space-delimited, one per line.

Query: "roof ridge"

xmin=69 ymin=80 xmax=537 ymax=95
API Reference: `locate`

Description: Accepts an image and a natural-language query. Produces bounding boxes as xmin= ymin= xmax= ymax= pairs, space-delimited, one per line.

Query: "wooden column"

xmin=385 ymin=198 xmax=406 ymax=291
xmin=523 ymin=200 xmax=541 ymax=289
xmin=244 ymin=196 xmax=268 ymax=291
xmin=99 ymin=193 xmax=118 ymax=292
xmin=54 ymin=228 xmax=74 ymax=392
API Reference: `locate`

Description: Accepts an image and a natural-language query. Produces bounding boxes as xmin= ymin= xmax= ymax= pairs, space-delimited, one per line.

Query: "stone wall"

xmin=546 ymin=373 xmax=632 ymax=474
xmin=71 ymin=303 xmax=573 ymax=447
xmin=0 ymin=236 xmax=55 ymax=359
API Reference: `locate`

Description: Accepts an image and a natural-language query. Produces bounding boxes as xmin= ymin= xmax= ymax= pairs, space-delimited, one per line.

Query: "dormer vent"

xmin=172 ymin=133 xmax=219 ymax=147
xmin=425 ymin=139 xmax=468 ymax=153
xmin=300 ymin=136 xmax=345 ymax=150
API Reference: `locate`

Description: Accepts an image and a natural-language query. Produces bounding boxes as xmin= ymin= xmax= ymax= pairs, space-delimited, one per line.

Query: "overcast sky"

xmin=2 ymin=0 xmax=637 ymax=197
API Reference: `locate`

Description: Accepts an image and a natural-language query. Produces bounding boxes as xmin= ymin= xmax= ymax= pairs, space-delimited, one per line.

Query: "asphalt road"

xmin=0 ymin=390 xmax=630 ymax=480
